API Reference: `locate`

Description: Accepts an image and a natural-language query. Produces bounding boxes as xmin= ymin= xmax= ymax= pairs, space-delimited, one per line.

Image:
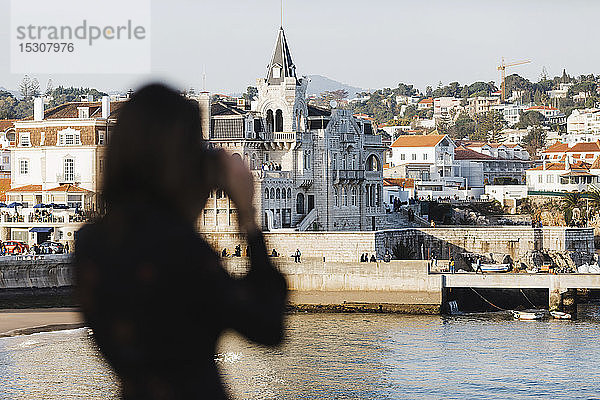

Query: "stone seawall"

xmin=223 ymin=258 xmax=442 ymax=313
xmin=0 ymin=255 xmax=74 ymax=308
xmin=203 ymin=227 xmax=595 ymax=263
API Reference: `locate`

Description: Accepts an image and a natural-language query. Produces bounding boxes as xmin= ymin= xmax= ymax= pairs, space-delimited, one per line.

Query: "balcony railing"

xmin=263 ymin=132 xmax=299 ymax=142
xmin=363 ymin=135 xmax=382 ymax=145
xmin=332 ymin=170 xmax=365 ymax=181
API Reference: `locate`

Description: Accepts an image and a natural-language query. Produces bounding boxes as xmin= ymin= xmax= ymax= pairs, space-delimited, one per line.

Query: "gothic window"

xmin=334 ymin=187 xmax=339 ymax=207
xmin=282 ymin=189 xmax=286 ymax=199
xmin=275 ymin=109 xmax=283 ymax=132
xmin=342 ymin=187 xmax=348 ymax=206
xmin=251 ymin=153 xmax=257 ymax=170
xmin=296 ymin=193 xmax=305 ymax=214
xmin=276 ymin=188 xmax=280 ymax=199
xmin=266 ymin=110 xmax=274 ymax=133
xmin=352 ymin=187 xmax=357 ymax=206
xmin=270 ymin=188 xmax=275 ymax=199
xmin=265 ymin=188 xmax=269 ymax=199
xmin=366 ymin=154 xmax=380 ymax=171
xmin=343 ymin=154 xmax=347 ymax=170
xmin=287 ymin=188 xmax=291 ymax=199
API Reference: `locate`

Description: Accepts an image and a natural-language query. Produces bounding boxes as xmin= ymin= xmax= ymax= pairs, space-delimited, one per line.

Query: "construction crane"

xmin=498 ymin=57 xmax=531 ymax=102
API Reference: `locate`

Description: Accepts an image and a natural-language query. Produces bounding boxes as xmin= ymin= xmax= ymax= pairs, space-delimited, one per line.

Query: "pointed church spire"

xmin=266 ymin=27 xmax=297 ymax=85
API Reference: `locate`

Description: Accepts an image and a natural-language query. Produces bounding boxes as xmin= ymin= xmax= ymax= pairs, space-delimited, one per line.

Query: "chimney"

xmin=101 ymin=96 xmax=110 ymax=119
xmin=198 ymin=92 xmax=211 ymax=140
xmin=34 ymin=97 xmax=44 ymax=121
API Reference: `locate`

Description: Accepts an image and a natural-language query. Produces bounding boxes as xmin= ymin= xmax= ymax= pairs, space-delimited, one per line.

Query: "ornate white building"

xmin=199 ymin=28 xmax=385 ymax=231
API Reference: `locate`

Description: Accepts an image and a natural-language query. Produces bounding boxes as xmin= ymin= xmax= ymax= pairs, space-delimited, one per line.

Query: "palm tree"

xmin=562 ymin=192 xmax=582 ymax=226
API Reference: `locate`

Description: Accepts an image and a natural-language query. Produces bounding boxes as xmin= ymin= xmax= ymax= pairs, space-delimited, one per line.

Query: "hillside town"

xmin=1 ymin=28 xmax=600 ymax=252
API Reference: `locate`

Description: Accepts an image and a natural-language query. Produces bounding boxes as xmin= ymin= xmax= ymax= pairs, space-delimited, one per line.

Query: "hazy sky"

xmin=0 ymin=0 xmax=599 ymax=95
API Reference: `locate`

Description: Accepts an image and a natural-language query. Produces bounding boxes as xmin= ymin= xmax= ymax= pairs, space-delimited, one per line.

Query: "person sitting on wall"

xmin=370 ymin=254 xmax=376 ymax=263
xmin=221 ymin=248 xmax=228 ymax=257
xmin=271 ymin=249 xmax=279 ymax=257
xmin=234 ymin=244 xmax=241 ymax=257
xmin=383 ymin=250 xmax=391 ymax=263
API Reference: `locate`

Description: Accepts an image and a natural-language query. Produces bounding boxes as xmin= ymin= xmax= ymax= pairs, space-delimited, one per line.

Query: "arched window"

xmin=232 ymin=153 xmax=241 ymax=160
xmin=342 ymin=187 xmax=348 ymax=206
xmin=265 ymin=188 xmax=269 ymax=199
xmin=366 ymin=154 xmax=380 ymax=171
xmin=276 ymin=188 xmax=280 ymax=199
xmin=352 ymin=187 xmax=357 ymax=206
xmin=275 ymin=109 xmax=283 ymax=132
xmin=251 ymin=153 xmax=257 ymax=170
xmin=296 ymin=193 xmax=305 ymax=214
xmin=287 ymin=188 xmax=291 ymax=199
xmin=270 ymin=188 xmax=275 ymax=199
xmin=334 ymin=187 xmax=339 ymax=207
xmin=282 ymin=189 xmax=286 ymax=199
xmin=266 ymin=110 xmax=274 ymax=132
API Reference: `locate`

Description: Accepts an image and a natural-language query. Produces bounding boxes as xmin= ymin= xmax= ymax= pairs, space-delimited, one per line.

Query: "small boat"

xmin=471 ymin=263 xmax=511 ymax=273
xmin=526 ymin=267 xmax=539 ymax=274
xmin=512 ymin=310 xmax=544 ymax=320
xmin=550 ymin=311 xmax=572 ymax=320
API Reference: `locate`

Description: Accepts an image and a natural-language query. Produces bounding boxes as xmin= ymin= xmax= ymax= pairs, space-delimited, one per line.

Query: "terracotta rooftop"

xmin=0 ymin=120 xmax=17 ymax=131
xmin=543 ymin=142 xmax=570 ymax=153
xmin=383 ymin=178 xmax=414 ymax=189
xmin=567 ymin=142 xmax=600 ymax=153
xmin=7 ymin=184 xmax=43 ymax=192
xmin=526 ymin=105 xmax=558 ymax=111
xmin=391 ymin=134 xmax=447 ymax=148
xmin=45 ymin=184 xmax=90 ymax=193
xmin=418 ymin=98 xmax=433 ymax=104
xmin=454 ymin=146 xmax=494 ymax=160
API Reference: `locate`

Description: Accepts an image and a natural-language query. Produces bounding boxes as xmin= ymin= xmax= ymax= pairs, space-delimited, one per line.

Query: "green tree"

xmin=522 ymin=126 xmax=546 ymax=157
xmin=516 ymin=110 xmax=544 ymax=128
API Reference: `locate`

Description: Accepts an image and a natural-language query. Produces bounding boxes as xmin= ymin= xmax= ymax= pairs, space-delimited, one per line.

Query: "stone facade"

xmin=199 ymin=28 xmax=386 ymax=232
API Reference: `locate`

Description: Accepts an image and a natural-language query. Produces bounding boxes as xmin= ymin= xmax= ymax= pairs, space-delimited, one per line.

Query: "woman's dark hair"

xmin=102 ymin=84 xmax=209 ymax=210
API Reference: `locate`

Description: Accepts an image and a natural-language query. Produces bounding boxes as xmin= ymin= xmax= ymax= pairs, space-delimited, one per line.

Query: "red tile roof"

xmin=0 ymin=120 xmax=17 ymax=131
xmin=391 ymin=134 xmax=446 ymax=148
xmin=544 ymin=142 xmax=569 ymax=153
xmin=454 ymin=146 xmax=494 ymax=160
xmin=7 ymin=184 xmax=43 ymax=192
xmin=383 ymin=178 xmax=414 ymax=189
xmin=418 ymin=98 xmax=433 ymax=104
xmin=45 ymin=184 xmax=90 ymax=193
xmin=567 ymin=142 xmax=600 ymax=153
xmin=526 ymin=105 xmax=558 ymax=111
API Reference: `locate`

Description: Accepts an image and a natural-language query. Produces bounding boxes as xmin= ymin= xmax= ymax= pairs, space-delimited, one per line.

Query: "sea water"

xmin=0 ymin=307 xmax=599 ymax=399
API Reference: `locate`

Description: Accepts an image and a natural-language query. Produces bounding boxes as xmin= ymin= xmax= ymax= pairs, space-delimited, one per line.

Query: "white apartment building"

xmin=433 ymin=97 xmax=461 ymax=123
xmin=389 ymin=134 xmax=467 ymax=199
xmin=542 ymin=141 xmax=600 ymax=164
xmin=525 ymin=105 xmax=560 ymax=119
xmin=467 ymin=95 xmax=501 ymax=116
xmin=567 ymin=108 xmax=600 ymax=134
xmin=526 ymin=159 xmax=598 ymax=193
xmin=491 ymin=104 xmax=528 ymax=126
xmin=500 ymin=128 xmax=530 ymax=144
xmin=417 ymin=98 xmax=433 ymax=110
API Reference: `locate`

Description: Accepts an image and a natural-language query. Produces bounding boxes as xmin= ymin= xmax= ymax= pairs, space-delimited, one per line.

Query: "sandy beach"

xmin=0 ymin=308 xmax=84 ymax=337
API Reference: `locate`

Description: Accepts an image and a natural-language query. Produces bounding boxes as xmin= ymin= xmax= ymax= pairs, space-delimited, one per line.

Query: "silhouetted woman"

xmin=75 ymin=84 xmax=288 ymax=399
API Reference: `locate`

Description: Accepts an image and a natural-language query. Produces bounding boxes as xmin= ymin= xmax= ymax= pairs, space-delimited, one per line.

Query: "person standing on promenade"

xmin=449 ymin=257 xmax=455 ymax=274
xmin=293 ymin=248 xmax=301 ymax=263
xmin=74 ymin=84 xmax=288 ymax=400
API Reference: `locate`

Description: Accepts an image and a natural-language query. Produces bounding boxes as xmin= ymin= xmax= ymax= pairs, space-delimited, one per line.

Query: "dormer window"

xmin=272 ymin=66 xmax=281 ymax=79
xmin=19 ymin=132 xmax=30 ymax=147
xmin=57 ymin=128 xmax=81 ymax=146
xmin=78 ymin=107 xmax=90 ymax=119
